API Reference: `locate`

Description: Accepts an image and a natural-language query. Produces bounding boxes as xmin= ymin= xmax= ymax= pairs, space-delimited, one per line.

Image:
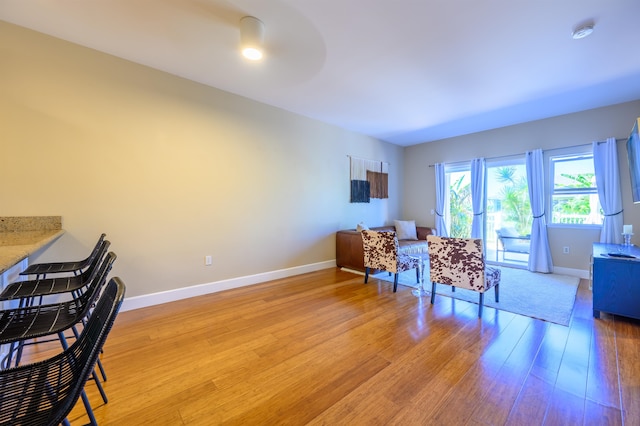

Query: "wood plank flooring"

xmin=19 ymin=268 xmax=640 ymax=425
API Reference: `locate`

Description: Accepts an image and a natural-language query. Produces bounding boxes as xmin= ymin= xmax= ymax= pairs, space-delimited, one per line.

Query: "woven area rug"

xmin=370 ymin=266 xmax=580 ymax=326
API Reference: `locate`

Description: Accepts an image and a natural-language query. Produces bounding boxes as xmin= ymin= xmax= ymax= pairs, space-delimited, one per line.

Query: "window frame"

xmin=547 ymin=149 xmax=602 ymax=229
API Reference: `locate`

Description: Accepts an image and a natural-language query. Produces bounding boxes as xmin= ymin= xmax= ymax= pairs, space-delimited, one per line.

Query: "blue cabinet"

xmin=592 ymin=243 xmax=640 ymax=320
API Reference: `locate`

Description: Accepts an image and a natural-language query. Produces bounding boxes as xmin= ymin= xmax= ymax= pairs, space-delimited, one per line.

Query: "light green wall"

xmin=0 ymin=21 xmax=404 ymax=298
xmin=404 ymin=100 xmax=640 ymax=272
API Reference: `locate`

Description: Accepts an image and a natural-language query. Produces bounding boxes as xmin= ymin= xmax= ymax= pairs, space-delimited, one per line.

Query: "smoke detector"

xmin=572 ymin=22 xmax=595 ymax=40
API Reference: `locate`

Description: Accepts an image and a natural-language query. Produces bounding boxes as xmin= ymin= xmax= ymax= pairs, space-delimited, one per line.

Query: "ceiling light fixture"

xmin=240 ymin=16 xmax=265 ymax=60
xmin=572 ymin=22 xmax=595 ymax=39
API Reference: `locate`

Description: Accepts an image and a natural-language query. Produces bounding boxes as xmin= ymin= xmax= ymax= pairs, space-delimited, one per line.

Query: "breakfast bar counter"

xmin=0 ymin=216 xmax=64 ymax=274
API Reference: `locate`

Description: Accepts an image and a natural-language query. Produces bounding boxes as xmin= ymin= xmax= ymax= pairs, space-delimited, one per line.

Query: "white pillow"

xmin=394 ymin=220 xmax=417 ymax=240
xmin=356 ymin=222 xmax=369 ymax=232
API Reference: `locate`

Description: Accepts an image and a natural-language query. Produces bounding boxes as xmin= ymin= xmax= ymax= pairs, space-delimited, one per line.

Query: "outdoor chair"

xmin=0 ymin=277 xmax=126 ymax=426
xmin=20 ymin=233 xmax=106 ymax=279
xmin=495 ymin=227 xmax=530 ymax=261
xmin=427 ymin=235 xmax=500 ymax=318
xmin=362 ymin=230 xmax=420 ymax=292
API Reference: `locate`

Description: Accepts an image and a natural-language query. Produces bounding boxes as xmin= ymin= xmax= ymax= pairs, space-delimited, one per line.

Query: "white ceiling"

xmin=2 ymin=0 xmax=640 ymax=146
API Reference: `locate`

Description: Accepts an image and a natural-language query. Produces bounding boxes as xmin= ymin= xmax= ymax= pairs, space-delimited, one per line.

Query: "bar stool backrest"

xmin=0 ymin=278 xmax=126 ymax=426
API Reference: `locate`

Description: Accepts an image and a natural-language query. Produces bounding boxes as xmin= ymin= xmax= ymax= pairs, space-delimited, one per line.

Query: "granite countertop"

xmin=0 ymin=216 xmax=65 ymax=274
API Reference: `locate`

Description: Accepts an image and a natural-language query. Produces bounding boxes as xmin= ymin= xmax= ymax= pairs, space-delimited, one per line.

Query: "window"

xmin=549 ymin=153 xmax=603 ymax=225
xmin=445 ymin=166 xmax=472 ymax=238
xmin=487 ymin=158 xmax=531 ymax=263
xmin=487 ymin=159 xmax=531 ymax=236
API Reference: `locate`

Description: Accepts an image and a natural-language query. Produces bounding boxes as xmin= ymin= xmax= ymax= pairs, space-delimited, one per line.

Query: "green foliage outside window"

xmin=495 ymin=167 xmax=531 ymax=235
xmin=448 ymin=166 xmax=532 ymax=238
xmin=552 ymin=173 xmax=596 ymax=216
xmin=449 ymin=174 xmax=472 ymax=238
xmin=447 ymin=162 xmax=598 ymax=240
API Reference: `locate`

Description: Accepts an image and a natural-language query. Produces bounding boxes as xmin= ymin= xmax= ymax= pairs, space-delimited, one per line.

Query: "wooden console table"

xmin=592 ymin=243 xmax=640 ymax=320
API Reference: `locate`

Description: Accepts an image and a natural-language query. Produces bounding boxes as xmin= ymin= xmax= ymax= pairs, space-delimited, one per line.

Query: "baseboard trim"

xmin=120 ymin=260 xmax=588 ymax=312
xmin=121 ymin=260 xmax=336 ymax=312
xmin=552 ymin=266 xmax=590 ymax=280
xmin=343 ymin=265 xmax=589 ymax=279
xmin=340 ymin=267 xmax=365 ymax=275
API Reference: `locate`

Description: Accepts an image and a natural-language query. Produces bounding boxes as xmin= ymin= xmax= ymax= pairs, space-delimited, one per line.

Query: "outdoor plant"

xmin=495 ymin=166 xmax=531 ymax=235
xmin=449 ymin=174 xmax=472 ymax=238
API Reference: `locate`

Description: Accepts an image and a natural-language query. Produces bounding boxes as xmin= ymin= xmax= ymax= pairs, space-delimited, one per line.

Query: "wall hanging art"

xmin=349 ymin=156 xmax=389 ymax=203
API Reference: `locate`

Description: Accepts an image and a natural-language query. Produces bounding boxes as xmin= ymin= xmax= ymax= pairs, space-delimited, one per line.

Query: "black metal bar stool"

xmin=19 ymin=233 xmax=106 ymax=279
xmin=1 ymin=239 xmax=110 ymax=307
xmin=0 ymin=252 xmax=117 ymax=415
xmin=0 ymin=277 xmax=126 ymax=426
xmin=1 ymin=240 xmax=111 ymax=381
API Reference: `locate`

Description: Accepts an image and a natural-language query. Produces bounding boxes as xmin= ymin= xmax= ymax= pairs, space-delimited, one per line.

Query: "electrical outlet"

xmin=563 ymin=246 xmax=570 ymax=254
xmin=205 ymin=255 xmax=212 ymax=266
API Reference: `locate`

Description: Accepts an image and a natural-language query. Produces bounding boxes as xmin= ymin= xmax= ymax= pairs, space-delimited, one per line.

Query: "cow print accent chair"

xmin=427 ymin=235 xmax=501 ymax=318
xmin=362 ymin=230 xmax=420 ymax=292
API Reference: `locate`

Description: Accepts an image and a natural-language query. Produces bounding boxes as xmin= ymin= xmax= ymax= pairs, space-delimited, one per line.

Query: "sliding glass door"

xmin=446 ymin=157 xmax=532 ymax=266
xmin=486 ymin=159 xmax=531 ymax=265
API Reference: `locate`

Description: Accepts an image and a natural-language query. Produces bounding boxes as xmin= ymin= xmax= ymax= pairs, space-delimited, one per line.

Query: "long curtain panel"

xmin=593 ymin=138 xmax=623 ymax=244
xmin=526 ymin=149 xmax=553 ymax=273
xmin=435 ymin=163 xmax=449 ymax=237
xmin=470 ymin=158 xmax=485 ymax=239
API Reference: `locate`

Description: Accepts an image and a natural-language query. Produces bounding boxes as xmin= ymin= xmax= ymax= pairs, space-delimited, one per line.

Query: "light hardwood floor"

xmin=22 ymin=268 xmax=640 ymax=425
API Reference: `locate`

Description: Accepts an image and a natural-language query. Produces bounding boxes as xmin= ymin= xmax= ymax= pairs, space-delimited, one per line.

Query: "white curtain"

xmin=470 ymin=158 xmax=485 ymax=239
xmin=526 ymin=149 xmax=553 ymax=273
xmin=435 ymin=163 xmax=449 ymax=237
xmin=593 ymin=138 xmax=623 ymax=244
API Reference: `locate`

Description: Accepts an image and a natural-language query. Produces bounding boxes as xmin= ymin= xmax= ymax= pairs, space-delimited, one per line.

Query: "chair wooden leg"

xmin=364 ymin=267 xmax=370 ymax=283
xmin=495 ymin=284 xmax=499 ymax=302
xmin=393 ymin=274 xmax=399 ymax=292
xmin=430 ymin=282 xmax=436 ymax=304
xmin=415 ymin=268 xmax=420 ymax=283
xmin=478 ymin=293 xmax=484 ymax=318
